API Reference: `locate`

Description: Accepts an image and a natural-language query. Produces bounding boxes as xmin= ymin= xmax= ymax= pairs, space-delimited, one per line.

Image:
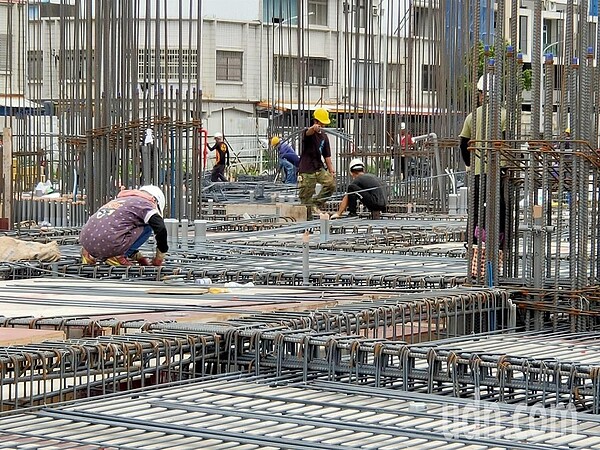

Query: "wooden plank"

xmin=0 ymin=328 xmax=65 ymax=346
xmin=146 ymin=287 xmax=210 ymax=295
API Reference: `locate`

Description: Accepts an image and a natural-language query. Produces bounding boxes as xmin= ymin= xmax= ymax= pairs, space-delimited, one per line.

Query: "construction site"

xmin=0 ymin=0 xmax=600 ymax=447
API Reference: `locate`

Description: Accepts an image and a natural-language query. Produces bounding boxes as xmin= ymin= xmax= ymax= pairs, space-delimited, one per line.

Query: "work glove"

xmin=330 ymin=213 xmax=340 ymax=219
xmin=152 ymin=249 xmax=167 ymax=266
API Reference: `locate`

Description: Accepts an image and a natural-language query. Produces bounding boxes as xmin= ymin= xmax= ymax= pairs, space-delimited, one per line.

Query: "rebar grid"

xmin=227 ymin=329 xmax=600 ymax=414
xmin=0 ymin=372 xmax=596 ymax=449
xmin=0 ymin=331 xmax=219 ymax=410
xmin=0 ymin=287 xmax=512 ymax=411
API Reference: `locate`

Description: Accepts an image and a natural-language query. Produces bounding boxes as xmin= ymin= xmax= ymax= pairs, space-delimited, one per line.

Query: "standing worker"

xmin=272 ymin=136 xmax=300 ymax=184
xmin=298 ymin=108 xmax=336 ymax=214
xmin=80 ymin=185 xmax=168 ymax=266
xmin=397 ymin=122 xmax=414 ymax=180
xmin=459 ymin=74 xmax=507 ymax=247
xmin=210 ymin=132 xmax=230 ymax=182
xmin=331 ymin=159 xmax=387 ymax=219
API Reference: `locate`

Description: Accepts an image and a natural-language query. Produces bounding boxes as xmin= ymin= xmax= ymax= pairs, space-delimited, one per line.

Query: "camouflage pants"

xmin=298 ymin=169 xmax=336 ymax=208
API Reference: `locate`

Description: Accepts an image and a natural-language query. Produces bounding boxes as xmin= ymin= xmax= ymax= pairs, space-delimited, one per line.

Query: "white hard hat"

xmin=349 ymin=158 xmax=365 ymax=172
xmin=214 ymin=132 xmax=223 ymax=140
xmin=477 ymin=74 xmax=495 ymax=92
xmin=140 ymin=185 xmax=166 ymax=216
xmin=400 ymin=122 xmax=406 ymax=130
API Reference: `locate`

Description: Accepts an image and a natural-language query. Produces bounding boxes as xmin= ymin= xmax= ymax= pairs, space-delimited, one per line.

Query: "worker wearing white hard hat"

xmin=80 ymin=185 xmax=169 ymax=266
xmin=459 ymin=73 xmax=507 ymax=250
xmin=331 ymin=158 xmax=387 ymax=220
xmin=209 ymin=132 xmax=230 ymax=182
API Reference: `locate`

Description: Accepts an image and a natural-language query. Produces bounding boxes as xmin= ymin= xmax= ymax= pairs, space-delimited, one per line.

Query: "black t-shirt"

xmin=211 ymin=142 xmax=229 ymax=167
xmin=299 ymin=129 xmax=331 ymax=173
xmin=349 ymin=173 xmax=387 ymax=207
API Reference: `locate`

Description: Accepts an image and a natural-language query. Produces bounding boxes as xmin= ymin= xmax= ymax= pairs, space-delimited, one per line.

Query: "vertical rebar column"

xmin=579 ymin=0 xmax=591 ymax=142
xmin=141 ymin=142 xmax=151 ymax=186
xmin=61 ymin=201 xmax=67 ymax=227
xmin=319 ymin=214 xmax=329 ymax=243
xmin=180 ymin=219 xmax=189 ymax=251
xmin=49 ymin=200 xmax=56 ymax=226
xmin=505 ymin=45 xmax=516 ymax=142
xmin=485 ymin=59 xmax=499 ymax=286
xmin=302 ymin=231 xmax=310 ymax=286
xmin=165 ymin=218 xmax=177 ymax=249
xmin=543 ymin=54 xmax=554 ymax=139
xmin=43 ymin=200 xmax=49 ymax=224
xmin=531 ymin=0 xmax=542 ymax=138
xmin=194 ymin=219 xmax=206 ymax=249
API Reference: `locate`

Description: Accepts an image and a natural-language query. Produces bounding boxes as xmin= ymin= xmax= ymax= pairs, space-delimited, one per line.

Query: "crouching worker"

xmin=331 ymin=159 xmax=387 ymax=220
xmin=80 ymin=185 xmax=168 ymax=266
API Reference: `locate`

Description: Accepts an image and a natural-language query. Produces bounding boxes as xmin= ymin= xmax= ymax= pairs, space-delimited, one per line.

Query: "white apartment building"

xmin=7 ymin=1 xmax=594 ymax=140
xmin=9 ymin=0 xmax=442 ymax=138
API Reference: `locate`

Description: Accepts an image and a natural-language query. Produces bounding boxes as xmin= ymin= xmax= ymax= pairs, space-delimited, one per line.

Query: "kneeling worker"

xmin=80 ymin=185 xmax=168 ymax=266
xmin=331 ymin=159 xmax=387 ymax=219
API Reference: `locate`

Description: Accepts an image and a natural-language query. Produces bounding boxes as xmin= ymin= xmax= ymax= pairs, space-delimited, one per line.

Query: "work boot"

xmin=371 ymin=210 xmax=382 ymax=220
xmin=81 ymin=248 xmax=97 ymax=265
xmin=130 ymin=251 xmax=152 ymax=266
xmin=105 ymin=255 xmax=133 ymax=266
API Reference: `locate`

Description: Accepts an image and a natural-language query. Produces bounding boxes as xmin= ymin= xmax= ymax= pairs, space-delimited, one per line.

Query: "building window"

xmin=306 ymin=58 xmax=329 ymax=85
xmin=387 ymin=64 xmax=400 ymax=90
xmin=518 ymin=16 xmax=528 ymax=54
xmin=355 ymin=0 xmax=367 ymax=29
xmin=308 ymin=0 xmax=327 ymax=26
xmin=413 ymin=7 xmax=435 ymax=39
xmin=422 ymin=64 xmax=437 ymax=92
xmin=62 ymin=50 xmax=93 ymax=81
xmin=138 ymin=49 xmax=198 ymax=81
xmin=263 ymin=0 xmax=298 ymax=24
xmin=352 ymin=59 xmax=380 ymax=89
xmin=28 ymin=5 xmax=40 ymax=20
xmin=0 ymin=34 xmax=11 ymax=72
xmin=28 ymin=50 xmax=43 ymax=82
xmin=216 ymin=50 xmax=243 ymax=82
xmin=275 ymin=57 xmax=299 ymax=84
xmin=275 ymin=56 xmax=329 ymax=85
xmin=553 ymin=64 xmax=563 ymax=90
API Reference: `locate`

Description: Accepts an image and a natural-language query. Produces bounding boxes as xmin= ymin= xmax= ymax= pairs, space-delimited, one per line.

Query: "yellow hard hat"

xmin=271 ymin=136 xmax=280 ymax=146
xmin=565 ymin=128 xmax=571 ymax=134
xmin=313 ymin=108 xmax=331 ymax=125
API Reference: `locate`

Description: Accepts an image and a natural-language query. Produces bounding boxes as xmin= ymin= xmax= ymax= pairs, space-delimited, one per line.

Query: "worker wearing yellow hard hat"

xmin=297 ymin=108 xmax=336 ymax=215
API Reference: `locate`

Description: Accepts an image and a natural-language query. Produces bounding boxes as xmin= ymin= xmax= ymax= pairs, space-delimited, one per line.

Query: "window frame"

xmin=275 ymin=56 xmax=330 ymax=86
xmin=421 ymin=64 xmax=437 ymax=92
xmin=27 ymin=50 xmax=44 ymax=82
xmin=308 ymin=0 xmax=327 ymax=26
xmin=216 ymin=50 xmax=243 ymax=82
xmin=0 ymin=34 xmax=11 ymax=73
